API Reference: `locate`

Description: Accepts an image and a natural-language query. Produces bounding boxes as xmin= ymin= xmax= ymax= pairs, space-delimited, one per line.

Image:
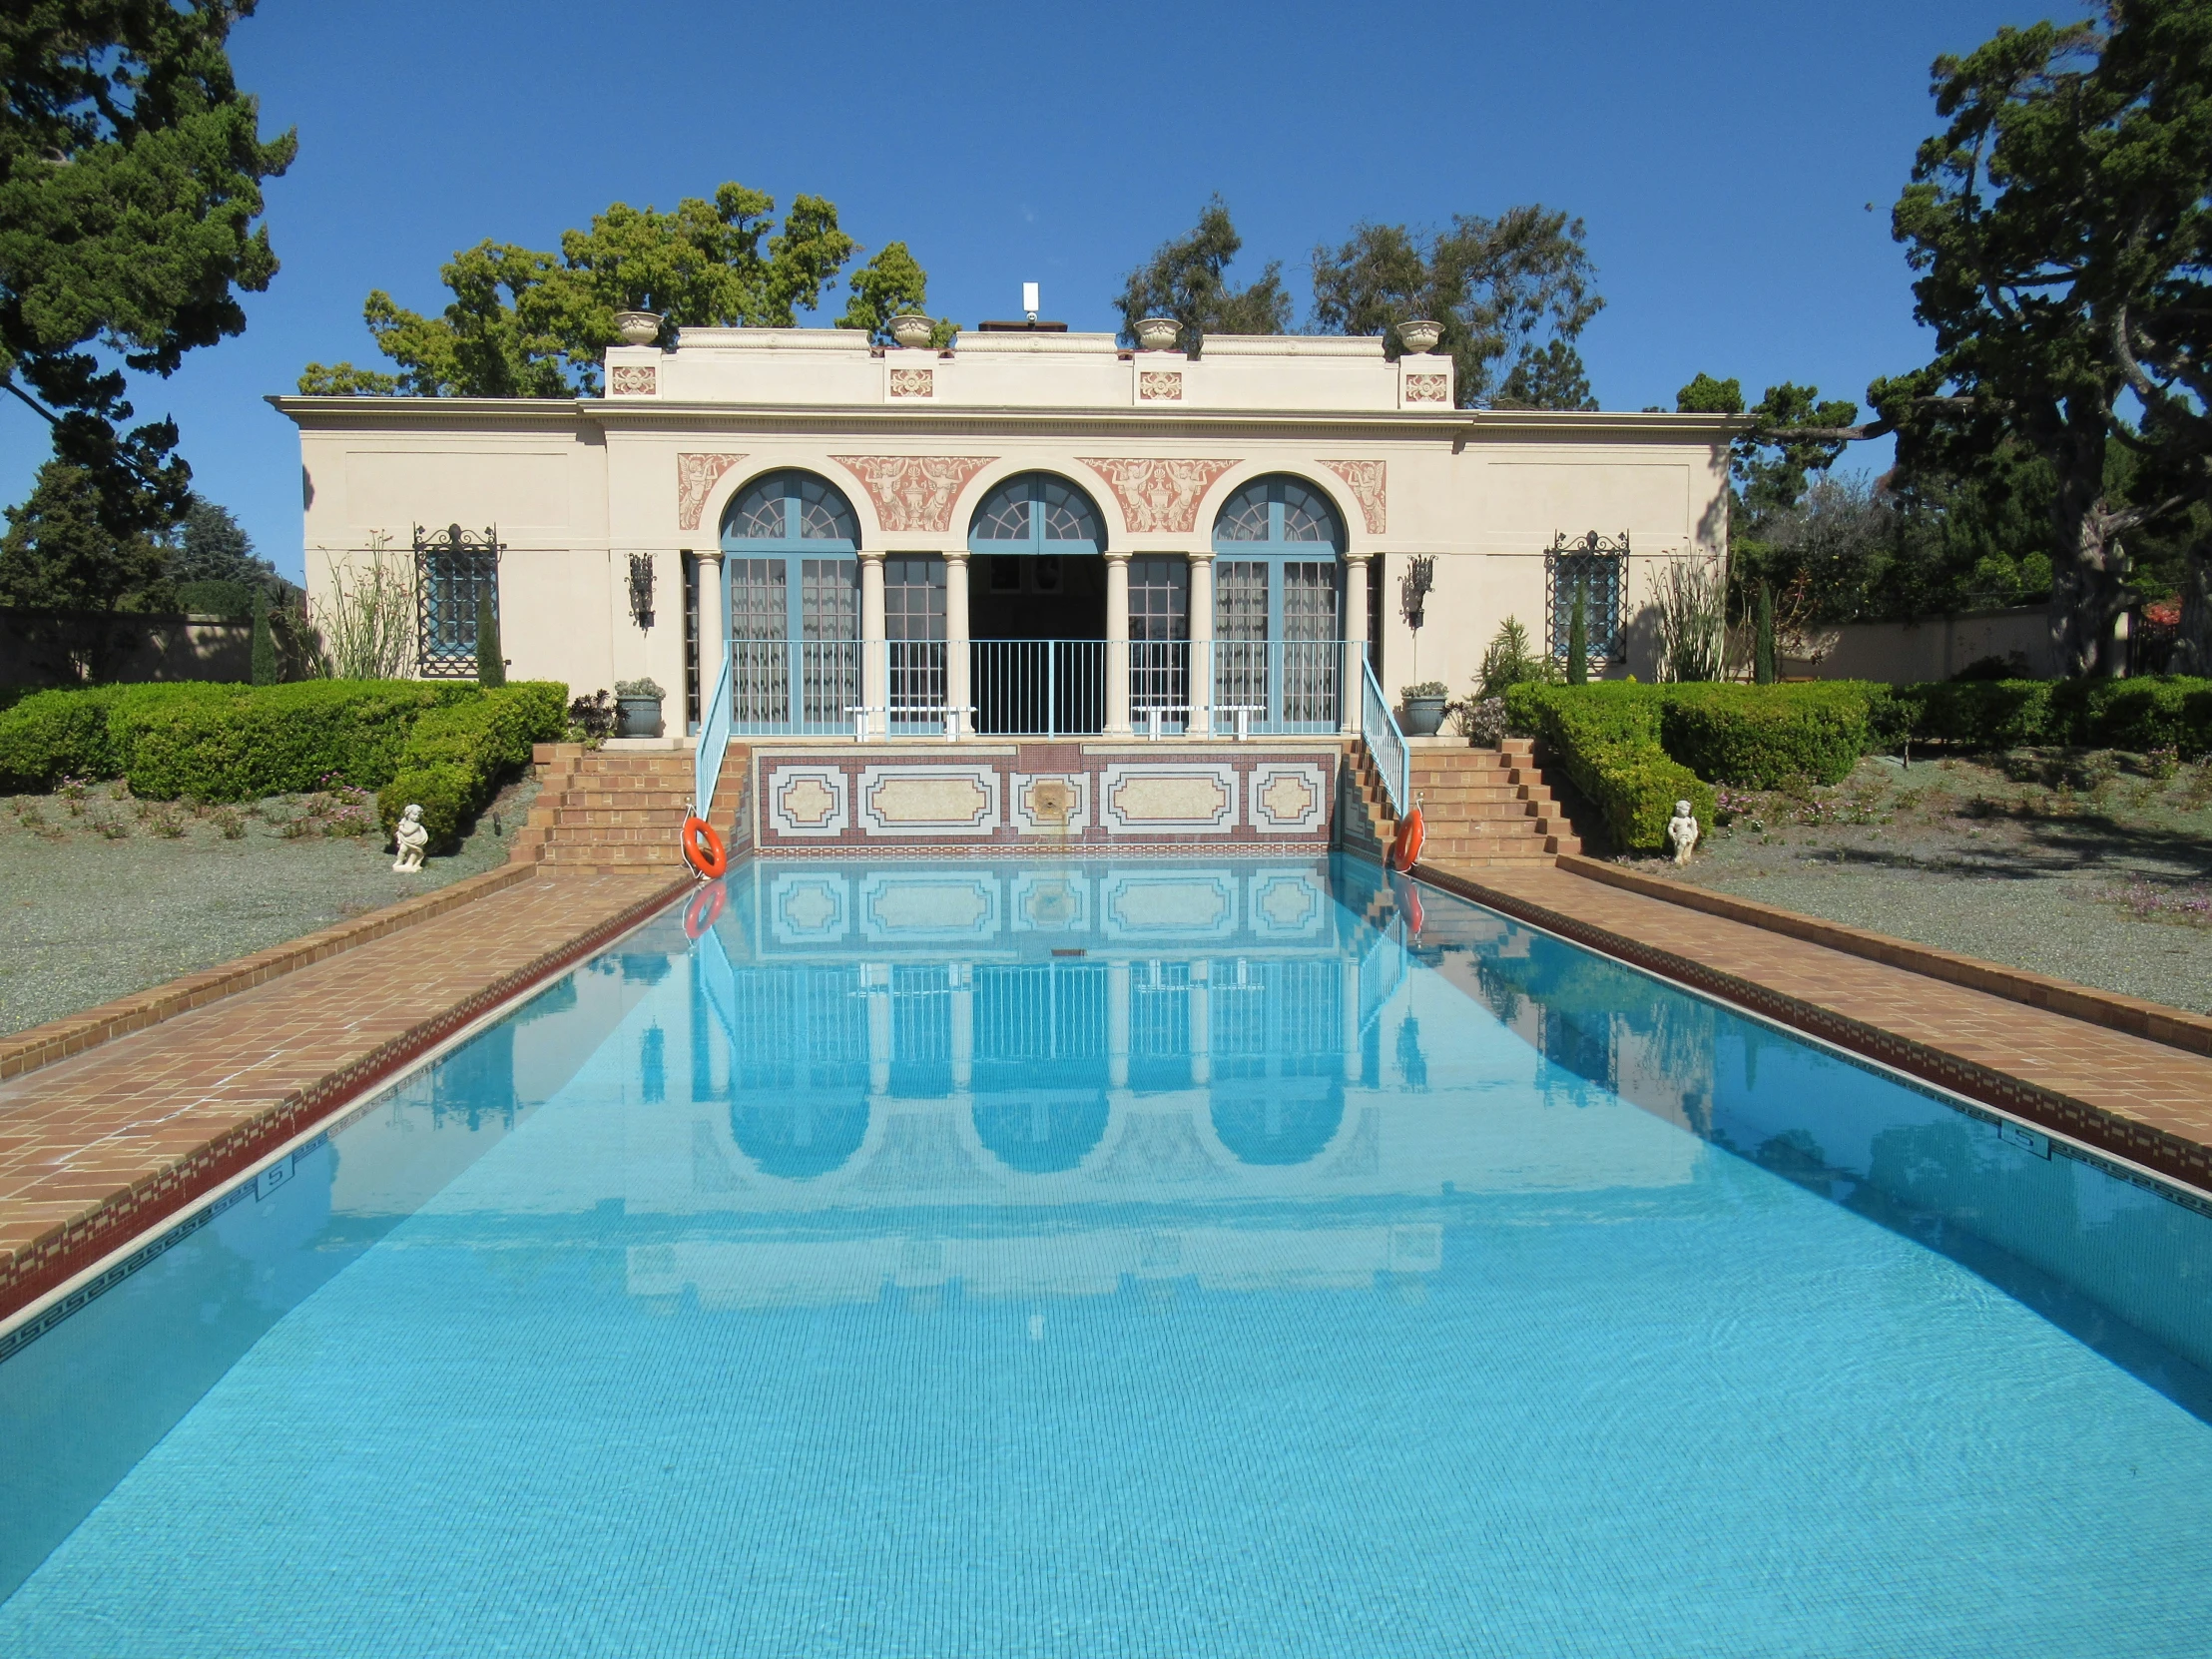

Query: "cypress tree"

xmin=475 ymin=595 xmax=505 ymax=688
xmin=1566 ymin=583 xmax=1588 ymax=686
xmin=250 ymin=588 xmax=277 ymax=685
xmin=1754 ymin=581 xmax=1777 ymax=685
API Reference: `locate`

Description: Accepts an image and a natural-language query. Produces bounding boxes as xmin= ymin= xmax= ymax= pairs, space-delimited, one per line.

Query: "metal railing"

xmin=707 ymin=638 xmax=1354 ymax=739
xmin=1359 ymin=654 xmax=1409 ymax=820
xmin=694 ymin=638 xmax=734 ymax=820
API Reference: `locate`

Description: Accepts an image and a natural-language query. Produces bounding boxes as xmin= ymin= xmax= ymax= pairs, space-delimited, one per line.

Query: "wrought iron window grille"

xmin=414 ymin=524 xmax=501 ymax=679
xmin=628 ymin=553 xmax=656 ymax=629
xmin=1545 ymin=530 xmax=1628 ymax=663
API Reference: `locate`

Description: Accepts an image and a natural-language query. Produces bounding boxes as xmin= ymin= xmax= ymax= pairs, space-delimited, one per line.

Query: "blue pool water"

xmin=3 ymin=856 xmax=2210 ymax=1657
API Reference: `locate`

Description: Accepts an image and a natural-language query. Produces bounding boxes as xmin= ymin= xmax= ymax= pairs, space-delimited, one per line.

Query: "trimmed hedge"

xmin=1504 ymin=683 xmax=1715 ymax=853
xmin=1890 ymin=676 xmax=2212 ymax=755
xmin=377 ymin=682 xmax=567 ymax=847
xmin=1654 ymin=683 xmax=1871 ymax=788
xmin=0 ymin=681 xmax=567 ymax=814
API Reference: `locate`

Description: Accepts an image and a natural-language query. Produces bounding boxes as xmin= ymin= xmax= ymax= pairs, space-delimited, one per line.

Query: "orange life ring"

xmin=1391 ymin=806 xmax=1425 ymax=871
xmin=680 ymin=816 xmax=728 ymax=880
xmin=683 ymin=881 xmax=726 ymax=939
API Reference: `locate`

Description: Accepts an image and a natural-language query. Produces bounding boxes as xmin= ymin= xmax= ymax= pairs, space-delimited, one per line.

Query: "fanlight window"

xmin=1213 ymin=476 xmax=1342 ymax=551
xmin=968 ymin=473 xmax=1104 ymax=553
xmin=725 ymin=470 xmax=860 ymax=546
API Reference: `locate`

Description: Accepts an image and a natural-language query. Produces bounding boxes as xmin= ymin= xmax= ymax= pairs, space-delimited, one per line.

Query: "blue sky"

xmin=2 ymin=0 xmax=2070 ymax=583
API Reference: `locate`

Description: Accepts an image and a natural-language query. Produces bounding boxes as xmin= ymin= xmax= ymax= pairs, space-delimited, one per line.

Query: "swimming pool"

xmin=3 ymin=855 xmax=2208 ymax=1657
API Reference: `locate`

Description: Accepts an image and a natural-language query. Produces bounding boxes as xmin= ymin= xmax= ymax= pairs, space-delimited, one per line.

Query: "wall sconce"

xmin=628 ymin=553 xmax=655 ymax=629
xmin=1400 ymin=555 xmax=1435 ymax=631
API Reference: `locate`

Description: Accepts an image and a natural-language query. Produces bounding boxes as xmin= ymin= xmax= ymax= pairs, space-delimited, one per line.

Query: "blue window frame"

xmin=719 ymin=470 xmax=862 ymax=733
xmin=967 ymin=472 xmax=1105 ymax=555
xmin=1209 ymin=476 xmax=1345 ymax=731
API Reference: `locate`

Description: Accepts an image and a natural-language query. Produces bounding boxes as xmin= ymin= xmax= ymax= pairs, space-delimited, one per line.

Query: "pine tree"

xmin=1566 ymin=583 xmax=1588 ymax=685
xmin=250 ymin=588 xmax=277 ymax=685
xmin=475 ymin=595 xmax=505 ymax=687
xmin=1754 ymin=581 xmax=1777 ymax=685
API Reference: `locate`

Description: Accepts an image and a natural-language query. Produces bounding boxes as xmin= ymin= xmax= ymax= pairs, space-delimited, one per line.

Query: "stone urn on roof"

xmin=613 ymin=309 xmax=663 ymax=346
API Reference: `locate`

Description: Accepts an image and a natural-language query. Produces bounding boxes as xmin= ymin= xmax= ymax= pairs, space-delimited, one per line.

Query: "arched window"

xmin=725 ymin=469 xmax=861 ymax=547
xmin=717 ymin=470 xmax=863 ymax=732
xmin=967 ymin=472 xmax=1105 ymax=554
xmin=1208 ymin=474 xmax=1346 ymax=731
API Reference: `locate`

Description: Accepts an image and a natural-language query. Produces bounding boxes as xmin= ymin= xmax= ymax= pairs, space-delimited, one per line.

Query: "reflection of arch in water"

xmin=730 ymin=1088 xmax=871 ymax=1181
xmin=1209 ymin=1075 xmax=1347 ymax=1166
xmin=971 ymin=1090 xmax=1111 ymax=1174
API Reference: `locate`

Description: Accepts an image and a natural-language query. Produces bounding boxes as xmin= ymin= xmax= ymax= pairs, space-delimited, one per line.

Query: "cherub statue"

xmin=1666 ymin=799 xmax=1700 ymax=866
xmin=392 ymin=804 xmax=429 ymax=872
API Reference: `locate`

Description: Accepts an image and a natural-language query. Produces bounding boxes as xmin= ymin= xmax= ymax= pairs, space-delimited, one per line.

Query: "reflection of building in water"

xmin=330 ymin=859 xmax=1711 ymax=1308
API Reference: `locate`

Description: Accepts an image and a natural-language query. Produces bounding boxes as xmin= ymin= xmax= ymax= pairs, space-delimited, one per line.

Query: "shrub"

xmin=1911 ymin=680 xmax=2054 ymax=749
xmin=376 ymin=681 xmax=567 ymax=847
xmin=174 ymin=579 xmax=257 ymax=619
xmin=117 ymin=681 xmax=481 ymax=800
xmin=1506 ymin=682 xmax=1715 ymax=853
xmin=2048 ymin=676 xmax=2212 ymax=756
xmin=1657 ymin=683 xmax=1873 ymax=787
xmin=0 ymin=686 xmax=129 ymax=789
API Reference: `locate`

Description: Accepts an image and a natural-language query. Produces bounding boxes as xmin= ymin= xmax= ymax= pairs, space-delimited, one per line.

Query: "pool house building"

xmin=279 ymin=320 xmax=1733 ymax=856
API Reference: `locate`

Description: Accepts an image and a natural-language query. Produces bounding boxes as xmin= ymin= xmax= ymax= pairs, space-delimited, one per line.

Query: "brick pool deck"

xmin=0 ymin=869 xmax=683 ymax=1326
xmin=4 ymin=849 xmax=2212 ymax=1333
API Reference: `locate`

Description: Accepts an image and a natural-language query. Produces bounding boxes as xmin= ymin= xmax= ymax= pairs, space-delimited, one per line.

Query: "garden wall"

xmin=1785 ymin=607 xmax=2054 ymax=684
xmin=0 ymin=610 xmax=253 ymax=688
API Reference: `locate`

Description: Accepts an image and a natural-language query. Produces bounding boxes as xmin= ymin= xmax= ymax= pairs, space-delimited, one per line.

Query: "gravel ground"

xmin=0 ymin=776 xmax=540 ymax=1038
xmin=1618 ymin=752 xmax=2212 ymax=1014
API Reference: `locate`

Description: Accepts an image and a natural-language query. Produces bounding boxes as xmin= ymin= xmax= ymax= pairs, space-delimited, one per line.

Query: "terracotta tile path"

xmin=0 ymin=870 xmax=682 ymax=1324
xmin=1420 ymin=858 xmax=2212 ymax=1199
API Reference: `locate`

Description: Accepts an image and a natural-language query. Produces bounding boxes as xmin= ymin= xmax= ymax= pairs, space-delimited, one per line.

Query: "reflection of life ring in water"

xmin=1394 ymin=878 xmax=1424 ymax=936
xmin=1391 ymin=806 xmax=1425 ymax=871
xmin=681 ymin=816 xmax=728 ymax=879
xmin=683 ymin=881 xmax=726 ymax=939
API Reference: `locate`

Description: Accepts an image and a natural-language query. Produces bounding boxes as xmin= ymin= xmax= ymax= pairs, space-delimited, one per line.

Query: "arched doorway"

xmin=967 ymin=472 xmax=1108 ymax=734
xmin=1211 ymin=474 xmax=1346 ymax=733
xmin=720 ymin=469 xmax=863 ymax=733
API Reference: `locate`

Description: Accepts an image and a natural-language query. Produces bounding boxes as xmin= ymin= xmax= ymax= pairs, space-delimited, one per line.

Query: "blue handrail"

xmin=1359 ymin=653 xmax=1409 ymax=822
xmin=694 ymin=641 xmax=734 ymax=821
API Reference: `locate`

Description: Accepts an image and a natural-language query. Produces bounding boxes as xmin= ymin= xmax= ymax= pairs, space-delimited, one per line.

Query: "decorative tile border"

xmin=1413 ymin=860 xmax=2212 ymax=1202
xmin=752 ymin=746 xmax=1343 ymax=856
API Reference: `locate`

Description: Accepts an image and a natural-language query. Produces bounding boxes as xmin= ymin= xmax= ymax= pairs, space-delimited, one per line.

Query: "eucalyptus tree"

xmin=1111 ymin=196 xmax=1294 ymax=356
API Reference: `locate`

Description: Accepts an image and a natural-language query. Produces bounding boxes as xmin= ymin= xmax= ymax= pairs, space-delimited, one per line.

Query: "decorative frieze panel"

xmin=1138 ymin=369 xmax=1184 ymax=401
xmin=887 ymin=366 xmax=934 ymax=398
xmin=1402 ymin=372 xmax=1450 ymax=405
xmin=751 ymin=747 xmax=1341 ymax=855
xmin=676 ymin=452 xmax=748 ymax=531
xmin=1078 ymin=457 xmax=1240 ymax=534
xmin=1318 ymin=459 xmax=1387 ymax=534
xmin=609 ymin=364 xmax=658 ymax=396
xmin=830 ymin=454 xmax=997 ymax=532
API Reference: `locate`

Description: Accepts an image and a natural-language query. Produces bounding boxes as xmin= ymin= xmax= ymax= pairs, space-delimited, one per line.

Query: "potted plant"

xmin=1399 ymin=681 xmax=1450 ymax=736
xmin=615 ymin=677 xmax=665 ymax=738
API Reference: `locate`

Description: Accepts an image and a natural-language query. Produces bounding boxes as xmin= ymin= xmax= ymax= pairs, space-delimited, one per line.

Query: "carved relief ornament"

xmin=1078 ymin=457 xmax=1239 ymax=535
xmin=1319 ymin=459 xmax=1388 ymax=534
xmin=888 ymin=366 xmax=934 ymax=398
xmin=676 ymin=452 xmax=748 ymax=531
xmin=1403 ymin=372 xmax=1449 ymax=404
xmin=830 ymin=454 xmax=997 ymax=532
xmin=1138 ymin=369 xmax=1183 ymax=401
xmin=609 ymin=363 xmax=658 ymax=396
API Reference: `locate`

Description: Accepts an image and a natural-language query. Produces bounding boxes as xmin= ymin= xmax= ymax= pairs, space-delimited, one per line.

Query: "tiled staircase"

xmin=1344 ymin=738 xmax=1579 ymax=867
xmin=512 ymin=743 xmax=749 ymax=876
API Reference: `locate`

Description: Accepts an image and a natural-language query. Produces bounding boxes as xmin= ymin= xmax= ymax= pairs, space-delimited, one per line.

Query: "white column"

xmin=1107 ymin=959 xmax=1131 ymax=1089
xmin=859 ymin=551 xmax=887 ymax=741
xmin=1104 ymin=551 xmax=1133 ymax=738
xmin=1187 ymin=551 xmax=1214 ymax=739
xmin=1188 ymin=959 xmax=1211 ymax=1086
xmin=1342 ymin=554 xmax=1371 ymax=736
xmin=949 ymin=962 xmax=973 ymax=1091
xmin=944 ymin=551 xmax=971 ymax=737
xmin=695 ymin=550 xmax=725 ymax=738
